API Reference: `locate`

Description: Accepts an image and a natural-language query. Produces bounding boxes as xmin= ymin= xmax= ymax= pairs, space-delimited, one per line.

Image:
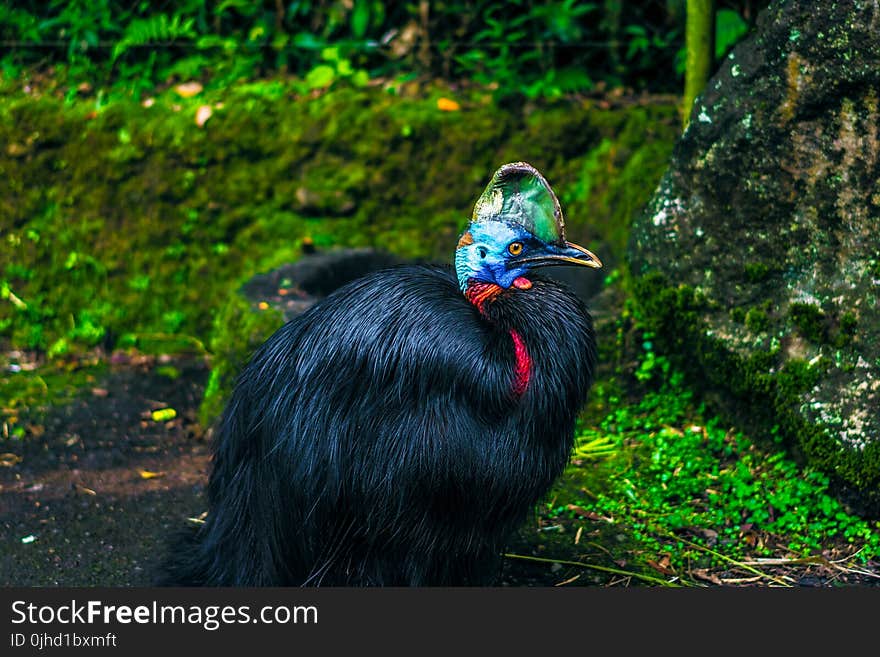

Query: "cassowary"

xmin=159 ymin=162 xmax=602 ymax=586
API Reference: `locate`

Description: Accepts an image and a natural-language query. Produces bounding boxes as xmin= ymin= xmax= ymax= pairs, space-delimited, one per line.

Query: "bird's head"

xmin=455 ymin=162 xmax=602 ymax=296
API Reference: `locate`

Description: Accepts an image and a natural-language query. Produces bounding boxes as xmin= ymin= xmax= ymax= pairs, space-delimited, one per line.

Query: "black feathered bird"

xmin=159 ymin=162 xmax=602 ymax=586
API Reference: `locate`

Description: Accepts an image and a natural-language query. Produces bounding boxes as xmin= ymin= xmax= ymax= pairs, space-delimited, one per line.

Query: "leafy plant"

xmin=715 ymin=8 xmax=749 ymax=59
xmin=111 ymin=13 xmax=198 ymax=63
xmin=0 ymin=0 xmax=720 ymax=100
xmin=303 ymin=46 xmax=369 ymax=91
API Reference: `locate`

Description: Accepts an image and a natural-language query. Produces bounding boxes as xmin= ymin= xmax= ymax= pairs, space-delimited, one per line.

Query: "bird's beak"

xmin=513 ymin=241 xmax=603 ymax=269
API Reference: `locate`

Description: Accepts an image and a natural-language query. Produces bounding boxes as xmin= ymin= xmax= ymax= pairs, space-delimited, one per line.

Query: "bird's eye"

xmin=508 ymin=242 xmax=523 ymax=256
xmin=479 ymin=248 xmax=487 ymax=259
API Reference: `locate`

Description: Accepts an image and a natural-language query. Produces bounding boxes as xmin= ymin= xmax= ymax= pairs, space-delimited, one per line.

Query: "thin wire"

xmin=0 ymin=39 xmax=644 ymax=49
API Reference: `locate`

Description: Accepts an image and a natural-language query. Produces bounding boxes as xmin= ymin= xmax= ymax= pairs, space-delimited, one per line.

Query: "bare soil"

xmin=0 ymin=356 xmax=210 ymax=586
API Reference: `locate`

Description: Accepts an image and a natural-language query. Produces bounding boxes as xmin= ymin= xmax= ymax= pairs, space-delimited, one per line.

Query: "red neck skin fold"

xmin=464 ymin=280 xmax=532 ymax=397
xmin=464 ymin=281 xmax=504 ymax=313
xmin=508 ymin=329 xmax=531 ymax=397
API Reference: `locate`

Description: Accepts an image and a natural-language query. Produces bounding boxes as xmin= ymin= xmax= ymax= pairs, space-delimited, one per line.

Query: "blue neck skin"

xmin=455 ymin=221 xmax=532 ymax=292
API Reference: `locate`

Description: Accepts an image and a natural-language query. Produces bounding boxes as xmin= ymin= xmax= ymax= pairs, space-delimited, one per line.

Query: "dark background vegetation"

xmin=2 ymin=0 xmax=878 ymax=587
xmin=1 ymin=0 xmax=766 ymax=99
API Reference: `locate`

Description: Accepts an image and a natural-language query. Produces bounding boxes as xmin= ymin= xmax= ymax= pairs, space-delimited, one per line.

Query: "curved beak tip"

xmin=562 ymin=241 xmax=603 ymax=269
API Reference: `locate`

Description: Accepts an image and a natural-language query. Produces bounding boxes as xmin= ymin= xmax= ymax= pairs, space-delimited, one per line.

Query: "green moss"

xmin=831 ymin=311 xmax=858 ymax=347
xmin=555 ymin=106 xmax=679 ymax=260
xmin=631 ymin=271 xmax=880 ymax=510
xmin=839 ymin=312 xmax=858 ymax=333
xmin=789 ymin=302 xmax=826 ymax=343
xmin=0 ymin=361 xmax=107 ymax=415
xmin=776 ymin=358 xmax=823 ymax=400
xmin=745 ymin=307 xmax=770 ymax=332
xmin=744 ymin=262 xmax=770 ymax=283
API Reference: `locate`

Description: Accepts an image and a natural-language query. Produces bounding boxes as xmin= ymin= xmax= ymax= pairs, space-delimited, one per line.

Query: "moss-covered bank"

xmin=0 ymin=80 xmax=678 ymax=419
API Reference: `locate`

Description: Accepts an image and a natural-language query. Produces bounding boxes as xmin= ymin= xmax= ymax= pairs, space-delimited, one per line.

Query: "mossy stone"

xmin=629 ymin=0 xmax=880 ymax=514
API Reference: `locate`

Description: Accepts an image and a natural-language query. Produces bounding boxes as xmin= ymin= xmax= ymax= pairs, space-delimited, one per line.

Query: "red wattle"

xmin=465 ymin=281 xmax=503 ymax=313
xmin=509 ymin=329 xmax=531 ymax=397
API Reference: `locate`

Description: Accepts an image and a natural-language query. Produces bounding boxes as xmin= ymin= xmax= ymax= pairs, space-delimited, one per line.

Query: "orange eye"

xmin=508 ymin=242 xmax=523 ymax=256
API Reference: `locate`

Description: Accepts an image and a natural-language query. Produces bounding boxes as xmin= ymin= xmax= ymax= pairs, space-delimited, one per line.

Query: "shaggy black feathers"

xmin=158 ymin=264 xmax=595 ymax=586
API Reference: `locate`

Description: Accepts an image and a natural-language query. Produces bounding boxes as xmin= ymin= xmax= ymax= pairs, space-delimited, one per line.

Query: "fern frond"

xmin=112 ymin=14 xmax=197 ymax=62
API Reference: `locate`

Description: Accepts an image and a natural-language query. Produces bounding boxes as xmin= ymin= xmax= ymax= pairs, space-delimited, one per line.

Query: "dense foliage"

xmin=1 ymin=1 xmax=764 ymax=99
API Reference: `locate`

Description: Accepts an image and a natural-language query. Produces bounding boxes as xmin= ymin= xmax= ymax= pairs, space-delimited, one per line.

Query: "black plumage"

xmin=159 ymin=264 xmax=596 ymax=586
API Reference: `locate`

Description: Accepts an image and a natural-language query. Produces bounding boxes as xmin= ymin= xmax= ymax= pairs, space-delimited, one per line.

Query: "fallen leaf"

xmin=139 ymin=470 xmax=166 ymax=480
xmin=0 ymin=453 xmax=22 ymax=467
xmin=258 ymin=301 xmax=270 ymax=310
xmin=91 ymin=387 xmax=109 ymax=397
xmin=151 ymin=408 xmax=177 ymax=422
xmin=437 ymin=97 xmax=460 ymax=111
xmin=692 ymin=569 xmax=723 ymax=585
xmin=566 ymin=504 xmax=603 ymax=521
xmin=6 ymin=143 xmax=28 ymax=157
xmin=74 ymin=483 xmax=96 ymax=496
xmin=174 ymin=81 xmax=203 ymax=98
xmin=21 ymin=535 xmax=36 ymax=544
xmin=698 ymin=528 xmax=719 ymax=546
xmin=195 ymin=104 xmax=213 ymax=128
xmin=646 ymin=556 xmax=674 ymax=575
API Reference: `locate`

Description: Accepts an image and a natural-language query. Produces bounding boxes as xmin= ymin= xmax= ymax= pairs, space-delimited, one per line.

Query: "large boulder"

xmin=629 ymin=0 xmax=880 ymax=512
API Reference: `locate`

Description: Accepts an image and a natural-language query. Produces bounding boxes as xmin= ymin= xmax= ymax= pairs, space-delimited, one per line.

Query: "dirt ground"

xmin=0 ymin=355 xmax=211 ymax=586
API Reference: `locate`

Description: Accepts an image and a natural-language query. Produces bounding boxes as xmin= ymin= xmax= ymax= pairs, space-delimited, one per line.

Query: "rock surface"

xmin=629 ymin=0 xmax=880 ymax=510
